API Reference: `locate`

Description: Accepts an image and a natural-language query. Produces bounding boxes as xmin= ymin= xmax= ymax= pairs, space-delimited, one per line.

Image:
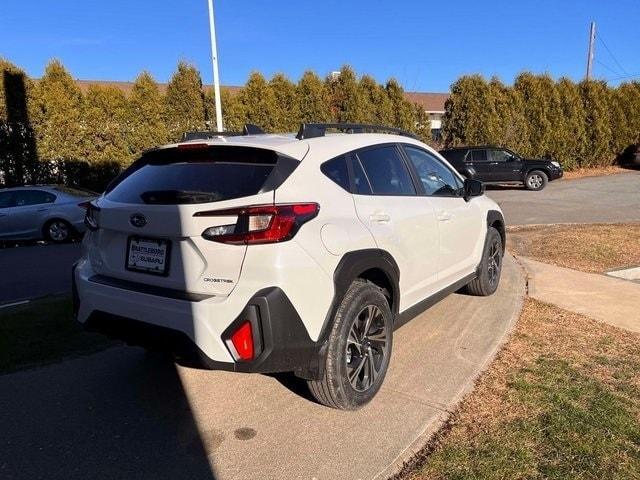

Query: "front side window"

xmin=489 ymin=149 xmax=514 ymax=162
xmin=13 ymin=190 xmax=56 ymax=207
xmin=356 ymin=146 xmax=416 ymax=196
xmin=403 ymin=146 xmax=463 ymax=197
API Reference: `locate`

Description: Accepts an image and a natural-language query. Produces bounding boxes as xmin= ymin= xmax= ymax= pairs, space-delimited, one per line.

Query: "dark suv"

xmin=439 ymin=146 xmax=563 ymax=191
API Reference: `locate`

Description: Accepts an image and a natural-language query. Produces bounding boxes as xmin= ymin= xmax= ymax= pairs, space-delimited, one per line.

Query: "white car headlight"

xmin=551 ymin=161 xmax=561 ymax=168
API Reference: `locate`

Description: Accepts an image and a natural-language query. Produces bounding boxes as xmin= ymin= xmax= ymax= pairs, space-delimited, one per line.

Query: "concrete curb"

xmin=373 ymin=254 xmax=527 ymax=479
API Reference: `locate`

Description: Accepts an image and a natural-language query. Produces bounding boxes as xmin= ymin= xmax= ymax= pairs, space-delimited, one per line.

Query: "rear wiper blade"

xmin=140 ymin=190 xmax=220 ymax=204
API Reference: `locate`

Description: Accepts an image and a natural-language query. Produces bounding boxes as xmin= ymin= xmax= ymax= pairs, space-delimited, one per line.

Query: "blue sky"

xmin=1 ymin=0 xmax=638 ymax=92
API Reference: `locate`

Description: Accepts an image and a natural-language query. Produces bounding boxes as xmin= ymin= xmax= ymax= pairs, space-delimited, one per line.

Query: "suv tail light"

xmin=196 ymin=203 xmax=319 ymax=245
xmin=228 ymin=321 xmax=254 ymax=361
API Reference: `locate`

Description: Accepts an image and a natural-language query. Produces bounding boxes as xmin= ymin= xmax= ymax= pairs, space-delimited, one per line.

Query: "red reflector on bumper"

xmin=230 ymin=321 xmax=254 ymax=361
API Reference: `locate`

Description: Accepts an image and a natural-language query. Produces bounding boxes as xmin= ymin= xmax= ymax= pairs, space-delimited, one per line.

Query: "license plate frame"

xmin=125 ymin=236 xmax=171 ymax=276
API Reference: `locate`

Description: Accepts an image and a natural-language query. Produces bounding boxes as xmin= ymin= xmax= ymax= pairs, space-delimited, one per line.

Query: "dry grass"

xmin=562 ymin=166 xmax=628 ymax=180
xmin=397 ymin=299 xmax=640 ymax=480
xmin=508 ymin=223 xmax=640 ymax=273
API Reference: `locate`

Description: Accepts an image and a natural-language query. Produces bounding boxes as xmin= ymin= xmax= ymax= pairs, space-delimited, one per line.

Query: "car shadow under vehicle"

xmin=0 ymin=347 xmax=217 ymax=480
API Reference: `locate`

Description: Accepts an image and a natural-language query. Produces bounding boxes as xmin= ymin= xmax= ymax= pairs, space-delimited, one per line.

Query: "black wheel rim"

xmin=345 ymin=305 xmax=389 ymax=392
xmin=487 ymin=240 xmax=502 ymax=287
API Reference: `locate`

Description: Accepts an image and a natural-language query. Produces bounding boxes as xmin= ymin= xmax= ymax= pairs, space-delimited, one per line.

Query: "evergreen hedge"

xmin=1 ymin=58 xmax=639 ymax=190
xmin=443 ymin=74 xmax=640 ymax=170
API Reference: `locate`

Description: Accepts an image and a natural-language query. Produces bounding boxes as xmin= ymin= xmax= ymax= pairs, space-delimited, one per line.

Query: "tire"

xmin=44 ymin=219 xmax=73 ymax=243
xmin=525 ymin=170 xmax=548 ymax=191
xmin=308 ymin=280 xmax=393 ymax=410
xmin=466 ymin=227 xmax=503 ymax=297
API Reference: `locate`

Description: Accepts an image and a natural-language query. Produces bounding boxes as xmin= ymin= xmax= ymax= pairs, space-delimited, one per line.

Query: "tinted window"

xmin=488 ymin=149 xmax=514 ymax=162
xmin=0 ymin=191 xmax=15 ymax=208
xmin=106 ymin=146 xmax=280 ymax=205
xmin=439 ymin=149 xmax=466 ymax=164
xmin=13 ymin=190 xmax=56 ymax=207
xmin=356 ymin=146 xmax=416 ymax=196
xmin=403 ymin=146 xmax=463 ymax=197
xmin=321 ymin=156 xmax=350 ymax=192
xmin=350 ymin=156 xmax=372 ymax=194
xmin=471 ymin=150 xmax=488 ymax=162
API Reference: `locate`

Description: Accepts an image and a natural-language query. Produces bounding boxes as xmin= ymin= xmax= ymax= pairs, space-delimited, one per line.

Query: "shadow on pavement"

xmin=0 ymin=347 xmax=216 ymax=480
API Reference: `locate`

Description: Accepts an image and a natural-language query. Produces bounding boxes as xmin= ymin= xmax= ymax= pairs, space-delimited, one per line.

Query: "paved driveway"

xmin=0 ymin=257 xmax=524 ymax=480
xmin=487 ymin=171 xmax=640 ymax=225
xmin=0 ymin=243 xmax=81 ymax=304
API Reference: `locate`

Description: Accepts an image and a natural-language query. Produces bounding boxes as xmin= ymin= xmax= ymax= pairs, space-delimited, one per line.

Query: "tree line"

xmin=443 ymin=73 xmax=640 ymax=170
xmin=0 ymin=59 xmax=424 ymax=189
xmin=1 ymin=57 xmax=639 ymax=190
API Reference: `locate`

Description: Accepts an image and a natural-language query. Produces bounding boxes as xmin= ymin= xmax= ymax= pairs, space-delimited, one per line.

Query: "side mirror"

xmin=463 ymin=178 xmax=484 ymax=201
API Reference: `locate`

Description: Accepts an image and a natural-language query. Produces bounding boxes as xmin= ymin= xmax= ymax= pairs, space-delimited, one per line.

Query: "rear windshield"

xmin=105 ymin=146 xmax=280 ymax=205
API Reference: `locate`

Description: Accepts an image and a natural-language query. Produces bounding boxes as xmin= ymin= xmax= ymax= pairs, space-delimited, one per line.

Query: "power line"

xmin=596 ymin=59 xmax=622 ymax=77
xmin=596 ymin=32 xmax=630 ymax=77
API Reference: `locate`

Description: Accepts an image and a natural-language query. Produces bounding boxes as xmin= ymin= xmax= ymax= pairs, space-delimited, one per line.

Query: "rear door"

xmin=467 ymin=149 xmax=492 ymax=181
xmin=350 ymin=144 xmax=440 ymax=310
xmin=401 ymin=145 xmax=484 ymax=287
xmin=93 ymin=145 xmax=289 ymax=297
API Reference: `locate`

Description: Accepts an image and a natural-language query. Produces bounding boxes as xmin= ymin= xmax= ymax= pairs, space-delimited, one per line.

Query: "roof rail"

xmin=296 ymin=123 xmax=418 ymax=140
xmin=181 ymin=123 xmax=265 ymax=141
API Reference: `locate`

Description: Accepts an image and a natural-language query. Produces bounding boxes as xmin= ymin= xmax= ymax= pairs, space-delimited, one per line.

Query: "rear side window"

xmin=105 ymin=146 xmax=285 ymax=205
xmin=356 ymin=146 xmax=416 ymax=196
xmin=321 ymin=156 xmax=350 ymax=192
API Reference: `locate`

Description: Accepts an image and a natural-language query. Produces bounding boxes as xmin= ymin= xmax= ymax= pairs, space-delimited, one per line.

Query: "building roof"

xmin=70 ymin=80 xmax=447 ymax=110
xmin=404 ymin=92 xmax=450 ymax=112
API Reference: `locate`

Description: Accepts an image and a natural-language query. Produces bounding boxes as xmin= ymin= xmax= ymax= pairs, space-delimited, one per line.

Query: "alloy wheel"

xmin=527 ymin=174 xmax=543 ymax=189
xmin=48 ymin=221 xmax=69 ymax=242
xmin=345 ymin=305 xmax=389 ymax=392
xmin=487 ymin=240 xmax=502 ymax=287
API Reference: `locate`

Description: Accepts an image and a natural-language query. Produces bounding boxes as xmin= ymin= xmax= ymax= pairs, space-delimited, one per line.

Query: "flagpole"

xmin=207 ymin=0 xmax=223 ymax=131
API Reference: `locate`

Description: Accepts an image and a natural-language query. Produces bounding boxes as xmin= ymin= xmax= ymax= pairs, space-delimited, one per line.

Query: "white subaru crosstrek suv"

xmin=74 ymin=123 xmax=505 ymax=410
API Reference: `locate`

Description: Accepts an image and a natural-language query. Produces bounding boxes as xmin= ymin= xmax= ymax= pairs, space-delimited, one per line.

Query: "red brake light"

xmin=178 ymin=143 xmax=209 ymax=150
xmin=230 ymin=321 xmax=254 ymax=361
xmin=197 ymin=203 xmax=319 ymax=245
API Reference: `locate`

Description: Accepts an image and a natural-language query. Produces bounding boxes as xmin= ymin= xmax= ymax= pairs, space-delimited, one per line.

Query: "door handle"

xmin=437 ymin=211 xmax=452 ymax=222
xmin=369 ymin=213 xmax=391 ymax=223
xmin=36 ymin=207 xmax=49 ymax=212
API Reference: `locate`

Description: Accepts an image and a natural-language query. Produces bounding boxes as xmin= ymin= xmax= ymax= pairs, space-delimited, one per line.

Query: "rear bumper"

xmin=73 ymin=261 xmax=325 ymax=379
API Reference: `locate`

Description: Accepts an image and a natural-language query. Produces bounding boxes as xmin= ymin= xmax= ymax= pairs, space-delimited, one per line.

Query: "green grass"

xmin=0 ymin=296 xmax=115 ymax=373
xmin=403 ymin=300 xmax=640 ymax=480
xmin=419 ymin=358 xmax=640 ymax=480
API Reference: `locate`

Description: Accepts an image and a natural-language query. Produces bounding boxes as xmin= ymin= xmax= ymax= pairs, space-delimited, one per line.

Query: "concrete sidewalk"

xmin=0 ymin=256 xmax=525 ymax=480
xmin=519 ymin=256 xmax=640 ymax=334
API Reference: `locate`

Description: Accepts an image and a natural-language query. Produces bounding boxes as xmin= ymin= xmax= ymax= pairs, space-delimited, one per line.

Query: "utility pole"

xmin=586 ymin=21 xmax=596 ymax=80
xmin=207 ymin=0 xmax=223 ymax=131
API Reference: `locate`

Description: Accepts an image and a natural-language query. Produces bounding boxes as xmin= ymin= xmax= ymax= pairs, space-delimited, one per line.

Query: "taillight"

xmin=196 ymin=203 xmax=319 ymax=245
xmin=228 ymin=321 xmax=254 ymax=361
xmin=84 ymin=203 xmax=101 ymax=231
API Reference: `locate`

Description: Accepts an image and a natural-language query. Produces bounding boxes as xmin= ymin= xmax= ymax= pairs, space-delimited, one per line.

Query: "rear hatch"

xmin=89 ymin=144 xmax=297 ymax=296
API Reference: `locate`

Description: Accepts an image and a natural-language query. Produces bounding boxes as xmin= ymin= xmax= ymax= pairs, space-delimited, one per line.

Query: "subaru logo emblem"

xmin=130 ymin=214 xmax=147 ymax=228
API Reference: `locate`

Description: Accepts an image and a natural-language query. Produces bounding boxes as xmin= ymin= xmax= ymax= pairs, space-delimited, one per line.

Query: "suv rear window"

xmin=105 ymin=146 xmax=283 ymax=205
